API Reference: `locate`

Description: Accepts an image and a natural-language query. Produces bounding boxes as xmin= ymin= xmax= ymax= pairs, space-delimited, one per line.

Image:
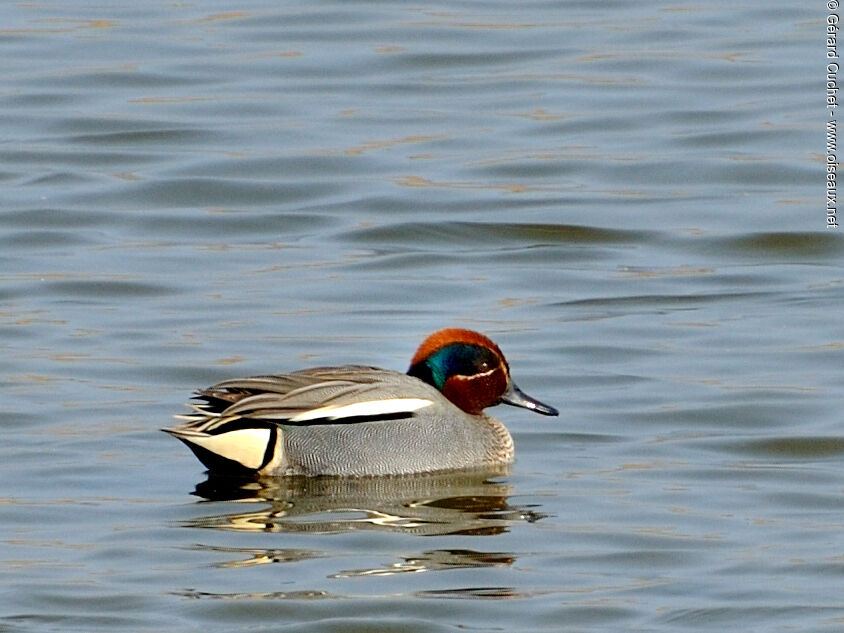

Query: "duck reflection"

xmin=184 ymin=466 xmax=546 ymax=537
xmin=331 ymin=548 xmax=516 ymax=579
xmin=181 ymin=468 xmax=546 ymax=588
xmin=190 ymin=544 xmax=326 ymax=568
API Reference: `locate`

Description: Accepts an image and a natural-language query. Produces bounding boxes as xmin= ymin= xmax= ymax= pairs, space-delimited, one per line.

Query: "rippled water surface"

xmin=2 ymin=2 xmax=841 ymax=632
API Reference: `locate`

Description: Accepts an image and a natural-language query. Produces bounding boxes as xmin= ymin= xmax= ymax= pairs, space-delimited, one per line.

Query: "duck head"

xmin=407 ymin=328 xmax=559 ymax=417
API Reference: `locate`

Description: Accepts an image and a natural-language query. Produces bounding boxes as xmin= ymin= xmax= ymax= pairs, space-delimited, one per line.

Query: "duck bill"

xmin=499 ymin=382 xmax=558 ymax=416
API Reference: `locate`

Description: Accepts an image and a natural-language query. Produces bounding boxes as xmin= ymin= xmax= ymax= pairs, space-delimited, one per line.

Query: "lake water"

xmin=2 ymin=1 xmax=842 ymax=632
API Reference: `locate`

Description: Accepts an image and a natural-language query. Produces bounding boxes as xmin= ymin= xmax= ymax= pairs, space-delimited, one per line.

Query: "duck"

xmin=164 ymin=328 xmax=558 ymax=477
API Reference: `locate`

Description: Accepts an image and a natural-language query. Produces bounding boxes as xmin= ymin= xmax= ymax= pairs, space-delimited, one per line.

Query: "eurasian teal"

xmin=164 ymin=328 xmax=558 ymax=477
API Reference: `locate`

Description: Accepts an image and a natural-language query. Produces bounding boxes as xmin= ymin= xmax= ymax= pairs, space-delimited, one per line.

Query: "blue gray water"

xmin=2 ymin=2 xmax=841 ymax=632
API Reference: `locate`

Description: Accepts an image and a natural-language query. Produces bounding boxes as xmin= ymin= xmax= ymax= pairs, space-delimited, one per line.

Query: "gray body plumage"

xmin=165 ymin=366 xmax=514 ymax=477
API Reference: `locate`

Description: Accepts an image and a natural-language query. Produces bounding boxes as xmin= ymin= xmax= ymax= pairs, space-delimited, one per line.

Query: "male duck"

xmin=164 ymin=328 xmax=558 ymax=477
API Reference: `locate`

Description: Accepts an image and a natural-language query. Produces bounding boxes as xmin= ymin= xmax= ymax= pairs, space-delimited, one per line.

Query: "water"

xmin=1 ymin=1 xmax=841 ymax=631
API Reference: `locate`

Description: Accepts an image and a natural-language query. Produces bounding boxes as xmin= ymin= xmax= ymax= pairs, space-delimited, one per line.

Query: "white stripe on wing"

xmin=289 ymin=398 xmax=433 ymax=422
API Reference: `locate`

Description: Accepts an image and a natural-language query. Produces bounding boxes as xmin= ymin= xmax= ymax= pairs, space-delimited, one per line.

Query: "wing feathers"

xmin=173 ymin=367 xmax=436 ymax=428
xmin=166 ymin=367 xmax=438 ymax=474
